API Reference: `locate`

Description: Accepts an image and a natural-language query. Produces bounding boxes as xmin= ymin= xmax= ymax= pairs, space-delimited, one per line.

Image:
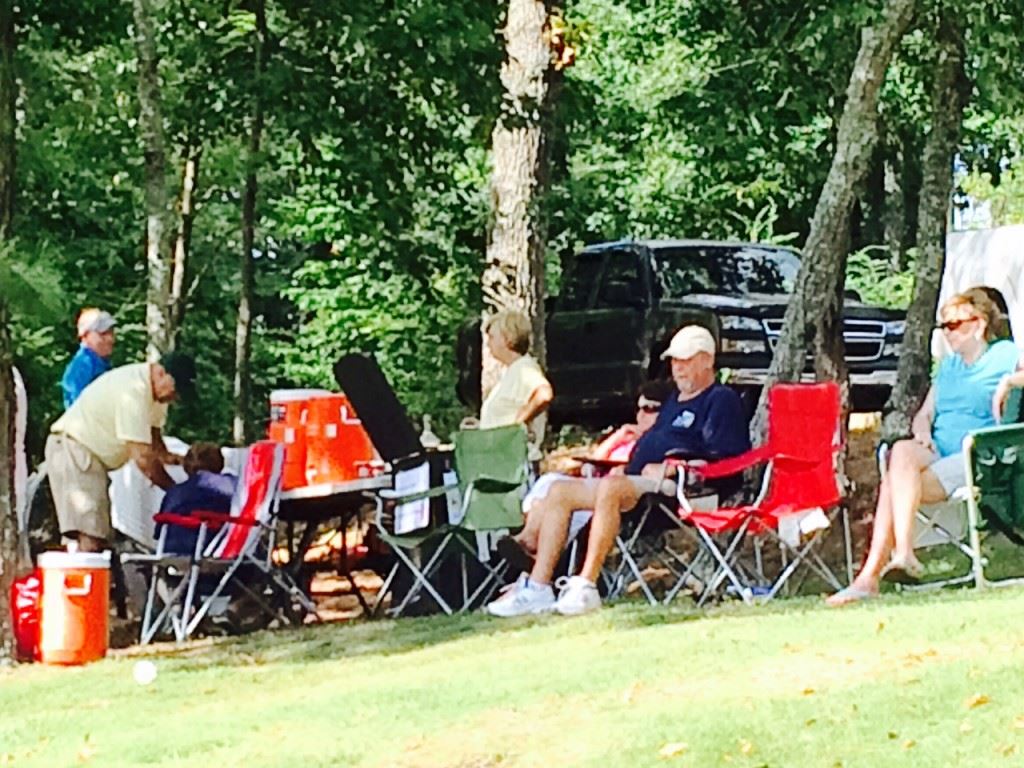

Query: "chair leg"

xmin=110 ymin=551 xmax=128 ymax=620
xmin=140 ymin=568 xmax=190 ymax=645
xmin=371 ymin=563 xmax=400 ymax=616
xmin=696 ymin=522 xmax=753 ymax=606
xmin=615 ymin=534 xmax=658 ymax=605
xmin=842 ymin=506 xmax=854 ymax=585
xmin=389 ymin=535 xmax=455 ymax=616
xmin=965 ymin=491 xmax=987 ymax=589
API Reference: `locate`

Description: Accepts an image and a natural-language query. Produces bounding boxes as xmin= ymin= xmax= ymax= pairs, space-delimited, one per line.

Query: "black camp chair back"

xmin=333 ymin=353 xmax=423 ymax=462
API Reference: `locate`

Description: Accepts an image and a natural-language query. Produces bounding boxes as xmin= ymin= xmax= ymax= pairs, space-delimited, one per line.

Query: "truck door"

xmin=547 ymin=246 xmax=651 ymax=412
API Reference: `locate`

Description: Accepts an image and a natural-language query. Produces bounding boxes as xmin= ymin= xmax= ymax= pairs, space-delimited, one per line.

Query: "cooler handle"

xmin=64 ymin=573 xmax=93 ymax=597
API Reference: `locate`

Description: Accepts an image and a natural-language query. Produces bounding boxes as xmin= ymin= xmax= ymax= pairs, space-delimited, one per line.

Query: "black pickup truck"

xmin=458 ymin=239 xmax=906 ymax=424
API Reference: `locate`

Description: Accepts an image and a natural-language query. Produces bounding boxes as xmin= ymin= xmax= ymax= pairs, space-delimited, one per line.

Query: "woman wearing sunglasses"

xmin=829 ymin=287 xmax=1019 ymax=605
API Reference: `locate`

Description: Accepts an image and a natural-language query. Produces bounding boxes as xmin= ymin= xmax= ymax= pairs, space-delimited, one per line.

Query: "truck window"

xmin=595 ymin=249 xmax=646 ymax=308
xmin=559 ymin=252 xmax=603 ymax=310
xmin=653 ymin=246 xmax=800 ymax=297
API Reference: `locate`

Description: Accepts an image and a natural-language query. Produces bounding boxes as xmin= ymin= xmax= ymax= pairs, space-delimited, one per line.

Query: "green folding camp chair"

xmin=373 ymin=424 xmax=529 ymax=617
xmin=894 ymin=387 xmax=1024 ymax=590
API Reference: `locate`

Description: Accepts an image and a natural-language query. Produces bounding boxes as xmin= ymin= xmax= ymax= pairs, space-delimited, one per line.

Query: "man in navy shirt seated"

xmin=487 ymin=325 xmax=750 ymax=618
xmin=158 ymin=442 xmax=237 ymax=555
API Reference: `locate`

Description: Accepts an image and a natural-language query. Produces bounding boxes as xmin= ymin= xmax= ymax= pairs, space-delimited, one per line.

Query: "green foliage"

xmin=6 ymin=0 xmax=1024 ymax=460
xmin=846 ymin=245 xmax=916 ymax=309
xmin=547 ymin=0 xmax=866 ymax=252
xmin=961 ymin=168 xmax=1024 ymax=226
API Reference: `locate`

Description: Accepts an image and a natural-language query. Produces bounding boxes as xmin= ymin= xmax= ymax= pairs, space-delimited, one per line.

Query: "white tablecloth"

xmin=109 ymin=440 xmax=248 ymax=549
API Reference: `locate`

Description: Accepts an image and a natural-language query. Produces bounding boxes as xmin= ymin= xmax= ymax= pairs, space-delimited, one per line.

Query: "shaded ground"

xmin=109 ymin=418 xmax=886 ymax=647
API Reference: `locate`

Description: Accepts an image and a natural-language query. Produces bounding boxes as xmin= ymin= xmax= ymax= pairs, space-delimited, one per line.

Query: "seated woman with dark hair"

xmin=157 ymin=441 xmax=238 ymax=555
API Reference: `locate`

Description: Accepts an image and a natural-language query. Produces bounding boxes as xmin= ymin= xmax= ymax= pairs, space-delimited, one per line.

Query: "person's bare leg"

xmin=578 ymin=476 xmax=644 ymax=584
xmin=828 ymin=439 xmax=948 ymax=605
xmin=76 ymin=533 xmax=107 ymax=553
xmin=887 ymin=439 xmax=947 ymax=563
xmin=528 ymin=480 xmax=598 ymax=585
xmin=855 ymin=476 xmax=896 ymax=586
xmin=514 ymin=508 xmax=543 ymax=553
xmin=826 ymin=480 xmax=892 ymax=605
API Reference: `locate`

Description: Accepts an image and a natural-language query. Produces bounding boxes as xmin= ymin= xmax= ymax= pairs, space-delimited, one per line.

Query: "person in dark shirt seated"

xmin=487 ymin=325 xmax=750 ymax=618
xmin=158 ymin=442 xmax=237 ymax=555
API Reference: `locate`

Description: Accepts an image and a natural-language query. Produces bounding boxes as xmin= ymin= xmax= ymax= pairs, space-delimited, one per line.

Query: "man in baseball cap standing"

xmin=46 ymin=353 xmax=198 ymax=552
xmin=61 ymin=307 xmax=117 ymax=409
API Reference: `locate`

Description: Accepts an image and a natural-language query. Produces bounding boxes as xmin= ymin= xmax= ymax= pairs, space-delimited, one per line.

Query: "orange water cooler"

xmin=37 ymin=551 xmax=110 ymax=665
xmin=304 ymin=393 xmax=376 ymax=484
xmin=268 ymin=389 xmax=330 ymax=489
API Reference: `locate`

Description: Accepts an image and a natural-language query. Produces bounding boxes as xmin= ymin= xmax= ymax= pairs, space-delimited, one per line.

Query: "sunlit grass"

xmin=4 ymin=588 xmax=1024 ymax=767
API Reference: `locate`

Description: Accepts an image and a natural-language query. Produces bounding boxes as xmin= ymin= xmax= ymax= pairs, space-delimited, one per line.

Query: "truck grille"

xmin=763 ymin=319 xmax=885 ymax=362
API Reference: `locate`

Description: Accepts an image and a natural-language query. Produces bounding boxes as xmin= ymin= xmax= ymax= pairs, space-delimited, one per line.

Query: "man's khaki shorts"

xmin=44 ymin=433 xmax=112 ymax=540
xmin=627 ymin=476 xmax=678 ymax=497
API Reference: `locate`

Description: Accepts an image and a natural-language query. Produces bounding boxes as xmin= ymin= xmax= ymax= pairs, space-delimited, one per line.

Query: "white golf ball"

xmin=133 ymin=660 xmax=158 ymax=686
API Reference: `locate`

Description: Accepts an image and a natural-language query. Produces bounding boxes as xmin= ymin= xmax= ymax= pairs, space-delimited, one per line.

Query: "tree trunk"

xmin=168 ymin=146 xmax=201 ymax=349
xmin=232 ymin=0 xmax=265 ymax=445
xmin=881 ymin=9 xmax=968 ymax=441
xmin=132 ymin=0 xmax=173 ymax=360
xmin=481 ymin=0 xmax=553 ymax=396
xmin=0 ymin=0 xmax=18 ymax=662
xmin=882 ymin=125 xmax=908 ymax=271
xmin=752 ymin=0 xmax=916 ymax=442
xmin=0 ymin=0 xmax=11 ymax=238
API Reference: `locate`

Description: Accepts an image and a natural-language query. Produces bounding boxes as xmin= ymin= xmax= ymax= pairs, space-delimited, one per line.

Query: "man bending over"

xmin=46 ymin=353 xmax=197 ymax=553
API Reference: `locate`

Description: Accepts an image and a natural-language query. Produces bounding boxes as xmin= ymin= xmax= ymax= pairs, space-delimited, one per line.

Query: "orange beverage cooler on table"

xmin=38 ymin=551 xmax=110 ymax=665
xmin=304 ymin=393 xmax=376 ymax=484
xmin=268 ymin=388 xmax=330 ymax=489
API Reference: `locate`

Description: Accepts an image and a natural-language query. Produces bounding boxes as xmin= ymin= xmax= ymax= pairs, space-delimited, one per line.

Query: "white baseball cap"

xmin=77 ymin=308 xmax=117 ymax=337
xmin=660 ymin=325 xmax=716 ymax=360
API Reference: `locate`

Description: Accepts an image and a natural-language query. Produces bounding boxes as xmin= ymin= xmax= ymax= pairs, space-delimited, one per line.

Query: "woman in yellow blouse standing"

xmin=475 ymin=309 xmax=553 ymax=463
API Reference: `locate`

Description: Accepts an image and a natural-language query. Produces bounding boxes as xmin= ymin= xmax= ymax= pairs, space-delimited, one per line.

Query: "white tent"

xmin=937 ymin=225 xmax=1024 ymax=356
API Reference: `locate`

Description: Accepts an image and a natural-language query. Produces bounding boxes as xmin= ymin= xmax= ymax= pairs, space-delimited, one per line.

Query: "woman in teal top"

xmin=829 ymin=287 xmax=1020 ymax=605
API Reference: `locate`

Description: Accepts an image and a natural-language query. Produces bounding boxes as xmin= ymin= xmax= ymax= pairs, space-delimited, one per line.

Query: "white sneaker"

xmin=553 ymin=576 xmax=601 ymax=616
xmin=485 ymin=574 xmax=555 ymax=617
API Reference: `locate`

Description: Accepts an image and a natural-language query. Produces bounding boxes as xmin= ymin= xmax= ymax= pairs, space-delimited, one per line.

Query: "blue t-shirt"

xmin=932 ymin=339 xmax=1020 ymax=457
xmin=626 ymin=382 xmax=751 ymax=474
xmin=158 ymin=471 xmax=238 ymax=554
xmin=61 ymin=345 xmax=112 ymax=410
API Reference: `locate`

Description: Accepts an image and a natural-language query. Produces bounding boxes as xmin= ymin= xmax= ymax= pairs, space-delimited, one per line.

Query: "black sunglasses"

xmin=936 ymin=317 xmax=978 ymax=332
xmin=637 ymin=403 xmax=661 ymax=414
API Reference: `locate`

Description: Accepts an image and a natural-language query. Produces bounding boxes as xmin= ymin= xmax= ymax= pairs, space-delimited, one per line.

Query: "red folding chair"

xmin=672 ymin=382 xmax=851 ymax=605
xmin=130 ymin=441 xmax=317 ymax=643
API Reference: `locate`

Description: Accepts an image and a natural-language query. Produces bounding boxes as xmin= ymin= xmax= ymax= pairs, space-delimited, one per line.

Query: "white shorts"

xmin=928 ymin=453 xmax=966 ymax=496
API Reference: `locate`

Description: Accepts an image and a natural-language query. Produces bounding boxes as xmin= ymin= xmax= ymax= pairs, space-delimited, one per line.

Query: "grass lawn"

xmin=4 ymin=587 xmax=1024 ymax=768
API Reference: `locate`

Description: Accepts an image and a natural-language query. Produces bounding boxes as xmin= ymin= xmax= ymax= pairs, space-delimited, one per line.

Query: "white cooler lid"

xmin=38 ymin=551 xmax=111 ymax=570
xmin=270 ymin=388 xmax=332 ymax=402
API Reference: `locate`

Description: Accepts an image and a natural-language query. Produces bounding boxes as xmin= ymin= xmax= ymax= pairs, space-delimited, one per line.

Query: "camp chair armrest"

xmin=771 ymin=453 xmax=827 ymax=471
xmin=153 ymin=512 xmax=203 ymax=529
xmin=193 ymin=510 xmax=250 ymax=527
xmin=470 ymin=475 xmax=526 ymax=493
xmin=379 ymin=484 xmax=456 ymax=505
xmin=671 ymin=445 xmax=774 ymax=479
xmin=967 ymin=422 xmax=1024 ymax=441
